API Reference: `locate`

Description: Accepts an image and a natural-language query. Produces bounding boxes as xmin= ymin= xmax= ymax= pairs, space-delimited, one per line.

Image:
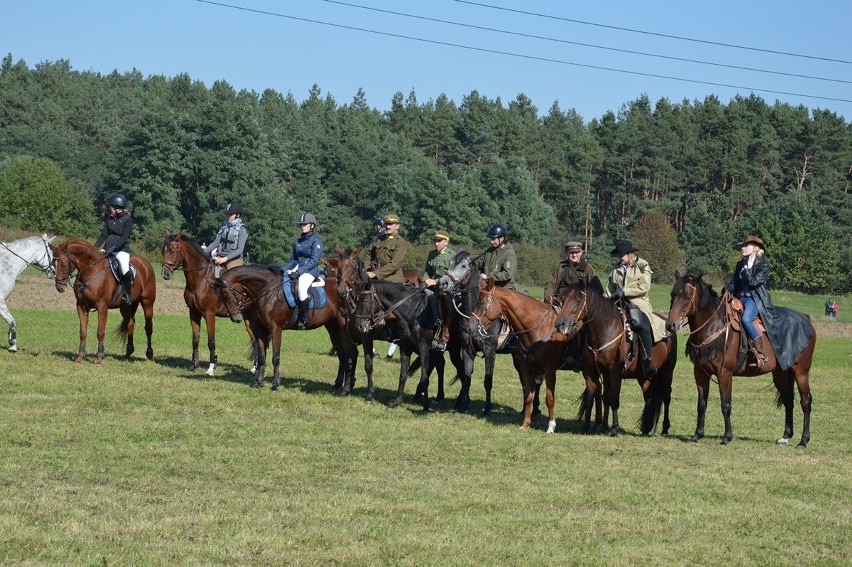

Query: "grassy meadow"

xmin=1 ymin=280 xmax=850 ymax=565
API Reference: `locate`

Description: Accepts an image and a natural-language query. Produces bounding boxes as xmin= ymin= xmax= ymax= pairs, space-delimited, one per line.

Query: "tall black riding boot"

xmin=121 ymin=272 xmax=133 ymax=304
xmin=638 ymin=327 xmax=656 ymax=378
xmin=297 ymin=299 xmax=310 ymax=330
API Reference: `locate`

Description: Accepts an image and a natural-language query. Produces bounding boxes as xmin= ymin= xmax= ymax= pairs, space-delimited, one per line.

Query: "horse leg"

xmin=520 ymin=371 xmax=536 ymax=430
xmin=795 ymin=369 xmax=812 ymax=448
xmin=773 ymin=369 xmax=794 ymax=446
xmin=417 ymin=341 xmax=432 ymax=412
xmin=269 ymin=327 xmax=283 ymax=391
xmin=363 ymin=338 xmax=376 ymax=402
xmin=95 ymin=307 xmax=109 ymax=365
xmin=691 ymin=367 xmax=710 ymax=443
xmin=389 ymin=349 xmax=411 ymax=408
xmin=482 ymin=343 xmax=496 ymax=416
xmin=203 ymin=311 xmax=217 ymax=375
xmin=251 ymin=326 xmax=268 ymax=389
xmin=0 ymin=300 xmax=16 ymax=352
xmin=454 ymin=346 xmax=473 ymax=413
xmin=544 ymin=368 xmax=557 ymax=434
xmin=188 ymin=309 xmax=202 ymax=371
xmin=142 ymin=301 xmax=154 ymax=360
xmin=607 ymin=371 xmax=625 ymax=437
xmin=434 ymin=352 xmax=445 ymax=402
xmin=718 ymin=371 xmax=734 ymax=445
xmin=661 ymin=375 xmax=673 ymax=437
xmin=74 ymin=305 xmax=89 ymax=363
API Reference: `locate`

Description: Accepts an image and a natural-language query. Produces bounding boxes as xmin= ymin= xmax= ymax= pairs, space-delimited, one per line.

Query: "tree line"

xmin=1 ymin=54 xmax=850 ymax=292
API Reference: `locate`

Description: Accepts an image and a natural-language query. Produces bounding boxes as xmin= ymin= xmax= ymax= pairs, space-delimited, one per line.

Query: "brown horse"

xmin=216 ymin=264 xmax=355 ymax=390
xmin=470 ymin=280 xmax=580 ymax=433
xmin=162 ymin=230 xmax=255 ymax=375
xmin=555 ymin=284 xmax=676 ymax=437
xmin=665 ymin=272 xmax=814 ymax=446
xmin=51 ymin=239 xmax=156 ymax=364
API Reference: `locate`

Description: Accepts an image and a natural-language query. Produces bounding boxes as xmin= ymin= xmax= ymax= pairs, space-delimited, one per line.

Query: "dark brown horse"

xmin=665 ymin=273 xmax=814 ymax=446
xmin=51 ymin=239 xmax=156 ymax=364
xmin=555 ymin=284 xmax=676 ymax=437
xmin=162 ymin=230 xmax=255 ymax=375
xmin=216 ymin=264 xmax=355 ymax=390
xmin=470 ymin=280 xmax=581 ymax=433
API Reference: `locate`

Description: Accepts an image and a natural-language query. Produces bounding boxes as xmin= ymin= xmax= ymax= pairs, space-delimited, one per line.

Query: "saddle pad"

xmin=282 ymin=276 xmax=327 ymax=309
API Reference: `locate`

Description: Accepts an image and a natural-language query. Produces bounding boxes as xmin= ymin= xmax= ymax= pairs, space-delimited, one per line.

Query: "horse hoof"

xmin=250 ymin=382 xmax=263 ymax=389
xmin=546 ymin=420 xmax=556 ymax=434
xmin=776 ymin=437 xmax=790 ymax=446
xmin=608 ymin=428 xmax=619 ymax=437
xmin=7 ymin=345 xmax=17 ymax=353
xmin=388 ymin=399 xmax=402 ymax=409
xmin=206 ymin=366 xmax=215 ymax=377
xmin=146 ymin=349 xmax=154 ymax=360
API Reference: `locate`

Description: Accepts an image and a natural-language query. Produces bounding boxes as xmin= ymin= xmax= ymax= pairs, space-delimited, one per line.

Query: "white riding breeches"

xmin=114 ymin=251 xmax=131 ymax=274
xmin=297 ymin=273 xmax=315 ymax=301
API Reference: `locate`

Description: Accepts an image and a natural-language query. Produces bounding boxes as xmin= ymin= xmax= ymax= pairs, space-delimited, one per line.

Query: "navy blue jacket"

xmin=280 ymin=232 xmax=323 ymax=277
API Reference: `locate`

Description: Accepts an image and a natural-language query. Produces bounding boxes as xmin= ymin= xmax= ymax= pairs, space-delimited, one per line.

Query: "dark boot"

xmin=121 ymin=272 xmax=133 ymax=304
xmin=750 ymin=336 xmax=768 ymax=368
xmin=296 ymin=299 xmax=310 ymax=330
xmin=638 ymin=328 xmax=656 ymax=378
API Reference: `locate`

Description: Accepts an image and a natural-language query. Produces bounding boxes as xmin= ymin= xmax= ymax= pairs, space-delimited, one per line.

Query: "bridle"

xmin=1 ymin=238 xmax=55 ymax=278
xmin=52 ymin=247 xmax=110 ymax=289
xmin=162 ymin=238 xmax=214 ymax=278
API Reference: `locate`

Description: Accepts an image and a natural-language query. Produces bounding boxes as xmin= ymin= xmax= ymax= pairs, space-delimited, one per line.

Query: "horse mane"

xmin=581 ymin=283 xmax=622 ymax=323
xmin=369 ymin=280 xmax=429 ymax=315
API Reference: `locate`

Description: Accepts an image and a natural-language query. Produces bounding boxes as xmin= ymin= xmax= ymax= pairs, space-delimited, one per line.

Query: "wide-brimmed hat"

xmin=611 ymin=239 xmax=637 ymax=256
xmin=739 ymin=235 xmax=764 ymax=249
xmin=564 ymin=241 xmax=583 ymax=252
xmin=433 ymin=230 xmax=450 ymax=242
xmin=383 ymin=214 xmax=400 ymax=224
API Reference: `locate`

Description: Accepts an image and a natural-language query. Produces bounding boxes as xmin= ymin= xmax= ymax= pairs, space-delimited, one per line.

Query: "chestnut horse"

xmin=51 ymin=239 xmax=156 ymax=364
xmin=665 ymin=273 xmax=814 ymax=447
xmin=162 ymin=230 xmax=255 ymax=375
xmin=216 ymin=264 xmax=355 ymax=390
xmin=470 ymin=280 xmax=581 ymax=433
xmin=555 ymin=284 xmax=676 ymax=437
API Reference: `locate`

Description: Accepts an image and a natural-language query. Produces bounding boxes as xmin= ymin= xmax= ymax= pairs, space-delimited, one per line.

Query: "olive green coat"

xmin=367 ymin=233 xmax=410 ymax=284
xmin=477 ymin=243 xmax=517 ymax=290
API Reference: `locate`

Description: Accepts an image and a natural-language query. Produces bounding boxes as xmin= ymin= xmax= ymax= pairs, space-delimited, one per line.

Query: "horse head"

xmin=554 ymin=284 xmax=589 ymax=338
xmin=334 ymin=248 xmax=366 ymax=304
xmin=162 ymin=230 xmax=210 ymax=280
xmin=666 ymin=271 xmax=708 ymax=333
xmin=469 ymin=279 xmax=500 ymax=339
xmin=439 ymin=250 xmax=478 ymax=295
xmin=49 ymin=241 xmax=73 ymax=293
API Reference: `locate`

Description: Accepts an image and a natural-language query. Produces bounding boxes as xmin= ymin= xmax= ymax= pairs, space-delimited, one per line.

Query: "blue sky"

xmin=5 ymin=0 xmax=851 ymax=121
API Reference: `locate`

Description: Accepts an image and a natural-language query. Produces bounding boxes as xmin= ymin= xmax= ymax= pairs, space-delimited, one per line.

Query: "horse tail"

xmin=574 ymin=385 xmax=587 ymax=421
xmin=407 ymin=355 xmax=422 ymax=378
xmin=638 ymin=373 xmax=665 ymax=434
xmin=115 ymin=318 xmax=130 ymax=345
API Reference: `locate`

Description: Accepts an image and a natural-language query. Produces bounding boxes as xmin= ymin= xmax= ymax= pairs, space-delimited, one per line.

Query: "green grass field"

xmin=1 ymin=297 xmax=850 ymax=565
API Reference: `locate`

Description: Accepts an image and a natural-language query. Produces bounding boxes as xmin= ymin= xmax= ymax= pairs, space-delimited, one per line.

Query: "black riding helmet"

xmin=225 ymin=202 xmax=244 ymax=215
xmin=105 ymin=194 xmax=128 ymax=209
xmin=487 ymin=223 xmax=508 ymax=239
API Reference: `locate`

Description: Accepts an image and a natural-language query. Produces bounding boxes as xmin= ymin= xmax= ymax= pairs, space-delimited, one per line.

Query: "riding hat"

xmin=611 ymin=239 xmax=638 ymax=256
xmin=433 ymin=230 xmax=450 ymax=242
xmin=383 ymin=214 xmax=400 ymax=224
xmin=487 ymin=223 xmax=508 ymax=239
xmin=105 ymin=194 xmax=128 ymax=209
xmin=564 ymin=241 xmax=583 ymax=252
xmin=373 ymin=217 xmax=385 ymax=228
xmin=225 ymin=202 xmax=244 ymax=215
xmin=739 ymin=235 xmax=764 ymax=249
xmin=298 ymin=212 xmax=318 ymax=226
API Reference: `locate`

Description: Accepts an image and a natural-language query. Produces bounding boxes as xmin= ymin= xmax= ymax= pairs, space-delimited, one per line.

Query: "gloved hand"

xmin=286 ymin=268 xmax=298 ymax=276
xmin=612 ymin=288 xmax=625 ymax=300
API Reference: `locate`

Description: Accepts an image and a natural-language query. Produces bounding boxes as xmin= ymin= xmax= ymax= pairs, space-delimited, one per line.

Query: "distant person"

xmin=279 ymin=213 xmax=323 ymax=330
xmin=205 ymin=202 xmax=248 ymax=274
xmin=423 ymin=230 xmax=455 ymax=351
xmin=477 ymin=223 xmax=517 ymax=290
xmin=95 ymin=194 xmax=133 ymax=304
xmin=832 ymin=300 xmax=839 ymax=320
xmin=603 ymin=239 xmax=659 ymax=377
xmin=825 ymin=298 xmax=834 ymax=317
xmin=544 ymin=241 xmax=602 ymax=304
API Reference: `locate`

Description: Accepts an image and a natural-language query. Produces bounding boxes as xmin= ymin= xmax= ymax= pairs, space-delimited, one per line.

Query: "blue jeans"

xmin=741 ymin=296 xmax=759 ymax=340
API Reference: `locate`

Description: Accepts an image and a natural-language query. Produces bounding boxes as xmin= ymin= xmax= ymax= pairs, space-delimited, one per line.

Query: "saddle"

xmin=107 ymin=255 xmax=136 ymax=283
xmin=280 ymin=273 xmax=327 ymax=310
xmin=726 ymin=296 xmax=766 ymax=335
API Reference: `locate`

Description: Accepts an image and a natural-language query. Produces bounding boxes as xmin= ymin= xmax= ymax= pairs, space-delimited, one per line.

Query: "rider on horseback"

xmin=423 ymin=229 xmax=455 ymax=351
xmin=95 ymin=194 xmax=133 ymax=304
xmin=604 ymin=239 xmax=660 ymax=378
xmin=725 ymin=235 xmax=770 ymax=368
xmin=280 ymin=213 xmax=323 ymax=330
xmin=477 ymin=223 xmax=518 ymax=290
xmin=204 ymin=202 xmax=248 ymax=275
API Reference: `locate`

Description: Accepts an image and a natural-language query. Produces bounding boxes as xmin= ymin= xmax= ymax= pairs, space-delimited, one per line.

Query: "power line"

xmin=324 ymin=0 xmax=852 ymax=85
xmin=456 ymin=0 xmax=852 ymax=65
xmin=194 ymin=1 xmax=852 ymax=104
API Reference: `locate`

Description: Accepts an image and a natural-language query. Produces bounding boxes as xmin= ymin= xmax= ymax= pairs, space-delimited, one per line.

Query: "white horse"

xmin=0 ymin=234 xmax=55 ymax=352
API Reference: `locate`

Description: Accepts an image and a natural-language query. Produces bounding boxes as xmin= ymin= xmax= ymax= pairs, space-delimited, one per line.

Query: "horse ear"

xmin=165 ymin=229 xmax=171 ymax=237
xmin=674 ymin=270 xmax=681 ymax=280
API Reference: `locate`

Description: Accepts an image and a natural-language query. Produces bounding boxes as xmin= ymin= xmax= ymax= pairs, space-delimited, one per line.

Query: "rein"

xmin=358 ymin=284 xmax=426 ymax=331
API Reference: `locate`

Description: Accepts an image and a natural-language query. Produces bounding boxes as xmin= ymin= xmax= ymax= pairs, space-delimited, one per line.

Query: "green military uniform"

xmin=368 ymin=232 xmax=410 ymax=284
xmin=477 ymin=243 xmax=517 ymax=290
xmin=425 ymin=244 xmax=455 ymax=281
xmin=544 ymin=260 xmax=601 ymax=301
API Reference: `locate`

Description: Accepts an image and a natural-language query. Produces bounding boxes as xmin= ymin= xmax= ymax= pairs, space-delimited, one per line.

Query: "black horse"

xmin=353 ymin=278 xmax=438 ymax=410
xmin=438 ymin=251 xmax=540 ymax=415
